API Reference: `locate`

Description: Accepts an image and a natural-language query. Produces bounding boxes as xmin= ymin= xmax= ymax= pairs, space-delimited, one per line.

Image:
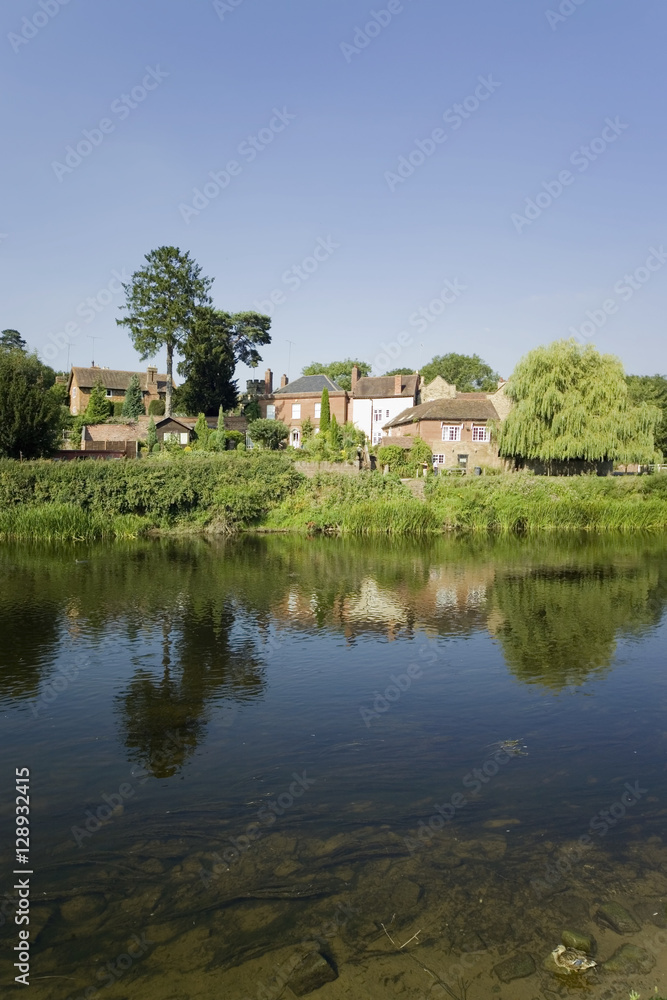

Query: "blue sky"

xmin=1 ymin=0 xmax=666 ymax=387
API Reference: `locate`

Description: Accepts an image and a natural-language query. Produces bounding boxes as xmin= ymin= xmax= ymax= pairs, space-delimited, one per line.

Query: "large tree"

xmin=420 ymin=353 xmax=499 ymax=392
xmin=626 ymin=374 xmax=667 ymax=457
xmin=302 ymin=359 xmax=371 ymax=392
xmin=0 ymin=350 xmax=62 ymax=458
xmin=248 ymin=418 xmax=289 ymax=450
xmin=122 ymin=373 xmax=145 ymax=419
xmin=117 ymin=247 xmax=213 ymax=416
xmin=1 ymin=329 xmax=27 ymax=352
xmin=176 ymin=308 xmax=271 ymax=415
xmin=497 ymin=340 xmax=660 ymax=467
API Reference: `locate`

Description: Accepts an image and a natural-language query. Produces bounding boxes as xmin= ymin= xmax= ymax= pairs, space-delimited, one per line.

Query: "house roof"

xmin=353 ymin=374 xmax=419 ymax=399
xmin=69 ymin=367 xmax=169 ymax=393
xmin=384 ymin=395 xmax=500 ymax=428
xmin=273 ymin=374 xmax=344 ymax=395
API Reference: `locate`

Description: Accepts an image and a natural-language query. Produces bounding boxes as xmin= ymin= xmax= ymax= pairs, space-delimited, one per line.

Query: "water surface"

xmin=1 ymin=534 xmax=667 ymax=999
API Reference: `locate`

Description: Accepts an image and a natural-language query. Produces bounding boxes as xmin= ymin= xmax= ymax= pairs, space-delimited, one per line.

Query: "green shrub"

xmin=112 ymin=402 xmax=124 ymax=417
xmin=225 ymin=430 xmax=245 ymax=450
xmin=148 ymin=399 xmax=166 ymax=416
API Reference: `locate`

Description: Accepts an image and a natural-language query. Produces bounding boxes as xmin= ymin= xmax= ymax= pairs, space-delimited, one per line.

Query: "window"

xmin=292 ymin=403 xmax=301 ymax=419
xmin=180 ymin=433 xmax=189 ymax=445
xmin=432 ymin=454 xmax=445 ymax=465
xmin=442 ymin=424 xmax=462 ymax=441
xmin=373 ymin=430 xmax=383 ymax=445
xmin=72 ymin=386 xmax=77 ymax=396
xmin=373 ymin=409 xmax=383 ymax=422
xmin=472 ymin=424 xmax=490 ymax=442
xmin=106 ymin=389 xmax=113 ymax=397
xmin=386 ymin=410 xmax=390 ymax=418
xmin=266 ymin=404 xmax=276 ymax=420
xmin=163 ymin=432 xmax=178 ymax=443
xmin=314 ymin=403 xmax=321 ymax=418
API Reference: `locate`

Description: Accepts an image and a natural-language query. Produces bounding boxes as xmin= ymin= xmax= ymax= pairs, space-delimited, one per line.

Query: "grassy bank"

xmin=1 ymin=454 xmax=667 ymax=539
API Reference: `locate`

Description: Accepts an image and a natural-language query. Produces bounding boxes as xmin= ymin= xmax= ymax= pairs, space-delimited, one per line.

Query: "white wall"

xmin=352 ymin=397 xmax=413 ymax=444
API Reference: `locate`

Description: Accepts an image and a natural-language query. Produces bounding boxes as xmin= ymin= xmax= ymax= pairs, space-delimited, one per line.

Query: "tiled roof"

xmin=353 ymin=374 xmax=419 ymax=399
xmin=273 ymin=375 xmax=344 ymax=395
xmin=69 ymin=367 xmax=169 ymax=392
xmin=384 ymin=395 xmax=500 ymax=428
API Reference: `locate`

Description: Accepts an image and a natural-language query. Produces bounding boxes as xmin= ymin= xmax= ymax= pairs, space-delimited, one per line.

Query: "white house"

xmin=351 ymin=368 xmax=420 ymax=445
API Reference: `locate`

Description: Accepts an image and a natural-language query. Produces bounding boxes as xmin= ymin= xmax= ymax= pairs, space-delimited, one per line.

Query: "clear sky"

xmin=2 ymin=0 xmax=665 ymax=389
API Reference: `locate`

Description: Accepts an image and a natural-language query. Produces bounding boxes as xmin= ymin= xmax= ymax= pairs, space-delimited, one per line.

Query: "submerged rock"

xmin=288 ymin=951 xmax=338 ymax=995
xmin=596 ymin=902 xmax=640 ymax=935
xmin=561 ymin=929 xmax=593 ymax=953
xmin=603 ymin=943 xmax=655 ymax=975
xmin=493 ymin=952 xmax=536 ymax=982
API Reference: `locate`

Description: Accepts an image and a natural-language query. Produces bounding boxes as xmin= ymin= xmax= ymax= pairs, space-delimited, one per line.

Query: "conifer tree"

xmin=122 ymin=373 xmax=144 ymax=419
xmin=329 ymin=412 xmax=343 ymax=449
xmin=83 ymin=381 xmax=112 ymax=424
xmin=319 ymin=387 xmax=330 ymax=433
xmin=146 ymin=417 xmax=158 ymax=452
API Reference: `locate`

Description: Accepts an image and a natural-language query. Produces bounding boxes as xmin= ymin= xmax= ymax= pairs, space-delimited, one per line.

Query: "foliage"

xmin=148 ymin=399 xmax=165 ymax=416
xmin=112 ymin=402 xmax=124 ymax=417
xmin=498 ymin=341 xmax=660 ymax=466
xmin=176 ymin=308 xmax=271 ymax=414
xmin=1 ymin=329 xmax=27 ymax=351
xmin=122 ymin=373 xmax=145 ymax=418
xmin=421 ymin=353 xmax=499 ymax=392
xmin=384 ymin=367 xmax=415 ymax=376
xmin=209 ymin=405 xmax=226 ymax=452
xmin=319 ymin=387 xmax=330 ymax=432
xmin=0 ymin=503 xmax=146 ymax=541
xmin=244 ymin=398 xmax=261 ymax=422
xmin=329 ymin=413 xmax=343 ymax=449
xmin=116 ymin=246 xmax=213 ymax=416
xmin=626 ymin=373 xmax=667 ymax=456
xmin=408 ymin=436 xmax=433 ymax=468
xmin=377 ymin=444 xmax=408 ymax=472
xmin=84 ymin=381 xmax=113 ymax=424
xmin=146 ymin=417 xmax=158 ymax=451
xmin=248 ymin=418 xmax=289 ymax=450
xmin=225 ymin=430 xmax=245 ymax=450
xmin=192 ymin=413 xmax=211 ymax=451
xmin=0 ymin=351 xmax=62 ymax=458
xmin=301 ymin=417 xmax=314 ymax=442
xmin=302 ymin=358 xmax=371 ymax=392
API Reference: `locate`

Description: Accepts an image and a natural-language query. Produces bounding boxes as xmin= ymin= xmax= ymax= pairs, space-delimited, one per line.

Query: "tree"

xmin=117 ymin=247 xmax=213 ymax=416
xmin=420 ymin=353 xmax=499 ymax=392
xmin=329 ymin=413 xmax=343 ymax=449
xmin=248 ymin=418 xmax=289 ymax=450
xmin=626 ymin=374 xmax=667 ymax=457
xmin=122 ymin=373 xmax=145 ymax=419
xmin=211 ymin=405 xmax=226 ymax=451
xmin=302 ymin=359 xmax=372 ymax=392
xmin=176 ymin=308 xmax=271 ymax=415
xmin=319 ymin=388 xmax=330 ymax=433
xmin=1 ymin=329 xmax=27 ymax=352
xmin=497 ymin=340 xmax=661 ymax=467
xmin=146 ymin=417 xmax=158 ymax=452
xmin=301 ymin=417 xmax=314 ymax=442
xmin=82 ymin=381 xmax=112 ymax=424
xmin=0 ymin=350 xmax=62 ymax=458
xmin=384 ymin=367 xmax=415 ymax=377
xmin=193 ymin=413 xmax=211 ymax=451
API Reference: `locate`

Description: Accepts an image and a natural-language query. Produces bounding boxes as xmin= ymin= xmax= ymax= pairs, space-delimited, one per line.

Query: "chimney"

xmin=394 ymin=374 xmax=402 ymax=395
xmin=351 ymin=365 xmax=359 ymax=392
xmin=280 ymin=374 xmax=289 ymax=388
xmin=147 ymin=366 xmax=157 ymax=385
xmin=264 ymin=368 xmax=273 ymax=395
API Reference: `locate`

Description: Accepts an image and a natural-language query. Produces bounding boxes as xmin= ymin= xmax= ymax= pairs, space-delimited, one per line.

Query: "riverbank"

xmin=1 ymin=454 xmax=667 ymax=539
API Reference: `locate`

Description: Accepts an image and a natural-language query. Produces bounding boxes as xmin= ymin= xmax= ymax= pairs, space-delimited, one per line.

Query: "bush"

xmin=113 ymin=402 xmax=124 ymax=417
xmin=376 ymin=444 xmax=408 ymax=473
xmin=248 ymin=418 xmax=289 ymax=450
xmin=148 ymin=399 xmax=165 ymax=416
xmin=225 ymin=430 xmax=245 ymax=450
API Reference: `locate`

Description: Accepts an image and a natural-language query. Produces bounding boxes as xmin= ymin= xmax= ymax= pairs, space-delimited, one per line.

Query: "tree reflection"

xmin=116 ymin=599 xmax=265 ymax=777
xmin=489 ymin=564 xmax=666 ymax=690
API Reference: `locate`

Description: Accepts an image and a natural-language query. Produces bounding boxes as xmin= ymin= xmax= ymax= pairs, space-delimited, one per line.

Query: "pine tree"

xmin=212 ymin=405 xmax=226 ymax=451
xmin=83 ymin=381 xmax=112 ymax=424
xmin=0 ymin=329 xmax=27 ymax=352
xmin=146 ymin=417 xmax=158 ymax=451
xmin=122 ymin=373 xmax=144 ymax=419
xmin=319 ymin=388 xmax=330 ymax=433
xmin=193 ymin=413 xmax=211 ymax=451
xmin=329 ymin=412 xmax=342 ymax=449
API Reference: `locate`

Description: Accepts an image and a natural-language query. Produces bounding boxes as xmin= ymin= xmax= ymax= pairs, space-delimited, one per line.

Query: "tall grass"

xmin=0 ymin=504 xmax=148 ymax=541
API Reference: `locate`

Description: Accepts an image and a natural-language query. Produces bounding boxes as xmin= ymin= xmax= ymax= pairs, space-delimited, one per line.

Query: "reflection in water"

xmin=2 ymin=535 xmax=667 ymax=998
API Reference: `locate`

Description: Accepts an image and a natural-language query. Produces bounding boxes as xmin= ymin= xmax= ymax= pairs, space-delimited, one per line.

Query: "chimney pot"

xmin=351 ymin=365 xmax=359 ymax=391
xmin=265 ymin=368 xmax=273 ymax=394
xmin=280 ymin=374 xmax=289 ymax=388
xmin=147 ymin=366 xmax=157 ymax=385
xmin=394 ymin=374 xmax=402 ymax=395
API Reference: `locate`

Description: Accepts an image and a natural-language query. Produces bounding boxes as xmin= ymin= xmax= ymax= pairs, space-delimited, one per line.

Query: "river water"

xmin=1 ymin=534 xmax=667 ymax=999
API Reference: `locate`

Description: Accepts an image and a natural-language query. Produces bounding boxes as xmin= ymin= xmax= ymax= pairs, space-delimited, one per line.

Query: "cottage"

xmin=351 ymin=368 xmax=420 ymax=445
xmin=67 ymin=365 xmax=169 ymax=416
xmin=382 ymin=382 xmax=511 ymax=470
xmin=258 ymin=370 xmax=348 ymax=448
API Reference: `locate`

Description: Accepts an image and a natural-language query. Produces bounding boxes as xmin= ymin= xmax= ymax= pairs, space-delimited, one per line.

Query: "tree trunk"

xmin=166 ymin=343 xmax=173 ymax=417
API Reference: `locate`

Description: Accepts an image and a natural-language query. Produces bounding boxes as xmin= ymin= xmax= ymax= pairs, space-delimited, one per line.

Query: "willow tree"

xmin=117 ymin=247 xmax=213 ymax=416
xmin=497 ymin=340 xmax=660 ymax=469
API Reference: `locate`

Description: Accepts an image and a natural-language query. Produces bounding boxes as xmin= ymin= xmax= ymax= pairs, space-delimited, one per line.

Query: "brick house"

xmin=67 ymin=365 xmax=169 ymax=416
xmin=258 ymin=370 xmax=348 ymax=448
xmin=382 ymin=381 xmax=511 ymax=470
xmin=351 ymin=368 xmax=420 ymax=445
